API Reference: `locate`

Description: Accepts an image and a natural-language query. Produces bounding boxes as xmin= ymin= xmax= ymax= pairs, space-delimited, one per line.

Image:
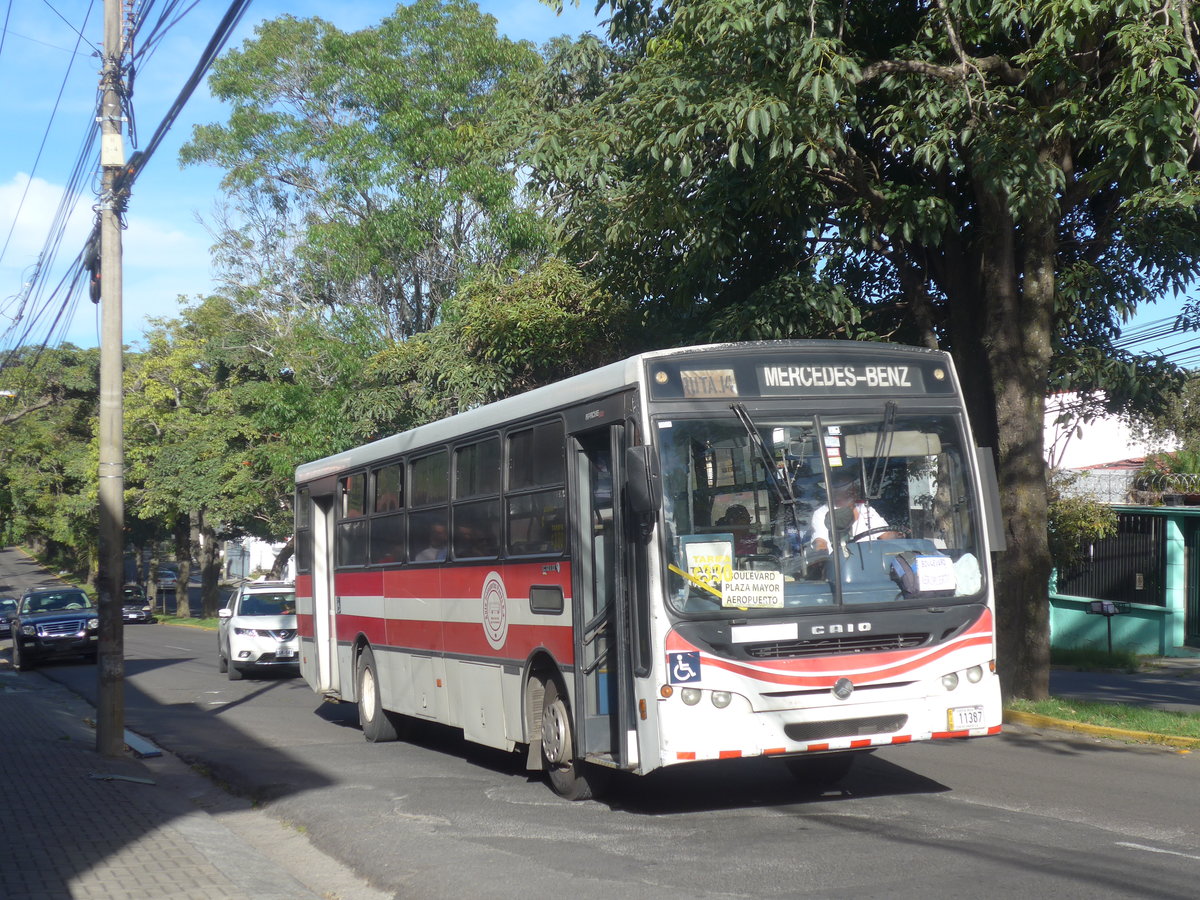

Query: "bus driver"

xmin=809 ymin=478 xmax=901 ymax=551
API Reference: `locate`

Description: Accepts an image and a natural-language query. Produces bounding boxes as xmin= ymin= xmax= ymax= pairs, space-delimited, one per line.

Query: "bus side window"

xmin=506 ymin=421 xmax=566 ymax=556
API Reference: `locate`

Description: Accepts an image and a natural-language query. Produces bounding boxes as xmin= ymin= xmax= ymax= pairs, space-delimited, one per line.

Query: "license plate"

xmin=277 ymin=647 xmax=295 ymax=659
xmin=949 ymin=705 xmax=985 ymax=730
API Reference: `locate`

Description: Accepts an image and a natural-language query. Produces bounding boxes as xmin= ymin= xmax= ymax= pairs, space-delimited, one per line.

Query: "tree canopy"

xmin=530 ymin=0 xmax=1200 ymax=697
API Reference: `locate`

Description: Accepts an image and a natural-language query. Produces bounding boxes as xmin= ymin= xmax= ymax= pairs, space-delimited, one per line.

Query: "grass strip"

xmin=1008 ymin=697 xmax=1200 ymax=740
xmin=155 ymin=614 xmax=220 ymax=630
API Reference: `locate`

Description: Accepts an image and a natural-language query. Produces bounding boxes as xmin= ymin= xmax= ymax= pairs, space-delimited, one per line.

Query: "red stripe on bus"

xmin=664 ymin=607 xmax=995 ymax=681
xmin=932 ymin=730 xmax=968 ymax=740
xmin=676 ymin=751 xmax=697 ymax=760
xmin=718 ymin=750 xmax=742 ymax=759
xmin=764 ymin=748 xmax=787 ymax=755
xmin=807 ymin=743 xmax=830 ymax=752
xmin=890 ymin=735 xmax=913 ymax=744
xmin=850 ymin=739 xmax=872 ymax=748
xmin=688 ymin=634 xmax=994 ymax=688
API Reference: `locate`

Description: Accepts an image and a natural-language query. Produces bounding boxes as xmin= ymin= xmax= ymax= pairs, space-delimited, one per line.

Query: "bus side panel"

xmin=327 ymin=561 xmax=573 ymax=740
xmin=454 ymin=659 xmax=510 ymax=749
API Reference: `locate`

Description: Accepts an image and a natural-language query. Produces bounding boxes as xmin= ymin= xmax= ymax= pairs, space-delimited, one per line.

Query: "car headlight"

xmin=87 ymin=618 xmax=100 ymax=630
xmin=20 ymin=624 xmax=36 ymax=636
xmin=234 ymin=627 xmax=256 ymax=636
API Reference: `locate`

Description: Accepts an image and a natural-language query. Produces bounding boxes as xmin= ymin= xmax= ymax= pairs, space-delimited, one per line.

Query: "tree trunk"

xmin=977 ymin=187 xmax=1057 ymax=702
xmin=270 ymin=537 xmax=295 ymax=581
xmin=174 ymin=514 xmax=193 ymax=620
xmin=199 ymin=518 xmax=221 ymax=617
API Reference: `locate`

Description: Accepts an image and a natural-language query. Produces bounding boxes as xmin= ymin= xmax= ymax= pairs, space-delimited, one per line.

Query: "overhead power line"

xmin=0 ymin=0 xmax=254 ymax=362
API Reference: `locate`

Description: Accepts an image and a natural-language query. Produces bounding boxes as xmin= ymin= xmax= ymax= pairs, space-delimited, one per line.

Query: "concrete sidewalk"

xmin=1050 ymin=656 xmax=1200 ymax=714
xmin=0 ymin=667 xmax=389 ymax=900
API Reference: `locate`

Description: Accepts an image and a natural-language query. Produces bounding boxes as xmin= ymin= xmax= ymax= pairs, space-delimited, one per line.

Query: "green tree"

xmin=369 ymin=257 xmax=634 ymax=420
xmin=532 ymin=0 xmax=1200 ymax=698
xmin=1047 ymin=470 xmax=1118 ymax=572
xmin=125 ymin=313 xmax=262 ymax=616
xmin=0 ymin=347 xmax=101 ymax=580
xmin=182 ymin=0 xmax=546 ymax=340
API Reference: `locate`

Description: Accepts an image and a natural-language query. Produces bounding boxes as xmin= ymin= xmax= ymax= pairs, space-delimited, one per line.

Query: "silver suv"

xmin=217 ymin=581 xmax=298 ymax=680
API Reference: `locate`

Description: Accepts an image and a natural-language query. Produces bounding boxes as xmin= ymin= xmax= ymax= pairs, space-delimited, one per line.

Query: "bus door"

xmin=571 ymin=423 xmax=635 ymax=768
xmin=303 ymin=486 xmax=340 ymax=696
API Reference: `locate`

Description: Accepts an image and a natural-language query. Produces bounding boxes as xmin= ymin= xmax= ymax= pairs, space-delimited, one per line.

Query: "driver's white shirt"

xmin=810 ymin=501 xmax=890 ymax=547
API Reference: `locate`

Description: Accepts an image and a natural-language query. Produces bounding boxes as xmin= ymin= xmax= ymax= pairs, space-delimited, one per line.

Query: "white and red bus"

xmin=294 ymin=341 xmax=1004 ymax=799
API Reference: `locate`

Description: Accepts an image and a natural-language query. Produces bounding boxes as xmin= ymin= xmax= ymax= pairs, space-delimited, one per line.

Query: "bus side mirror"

xmin=625 ymin=445 xmax=662 ymax=515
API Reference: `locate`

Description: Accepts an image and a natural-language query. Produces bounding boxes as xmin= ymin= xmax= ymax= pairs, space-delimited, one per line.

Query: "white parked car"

xmin=217 ymin=581 xmax=298 ymax=681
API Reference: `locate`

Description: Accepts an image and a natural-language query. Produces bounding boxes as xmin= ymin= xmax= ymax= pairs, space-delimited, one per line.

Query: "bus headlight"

xmin=711 ymin=691 xmax=732 ymax=709
xmin=681 ymin=688 xmax=702 ymax=706
xmin=966 ymin=665 xmax=984 ymax=683
xmin=941 ymin=672 xmax=959 ymax=691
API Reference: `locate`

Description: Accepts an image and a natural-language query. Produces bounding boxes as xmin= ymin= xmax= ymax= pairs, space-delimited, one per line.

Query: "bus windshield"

xmin=657 ymin=408 xmax=985 ymax=614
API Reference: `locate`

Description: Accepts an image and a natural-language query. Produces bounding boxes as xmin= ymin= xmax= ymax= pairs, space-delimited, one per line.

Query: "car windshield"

xmin=238 ymin=592 xmax=295 ymax=616
xmin=0 ymin=598 xmax=16 ymax=612
xmin=657 ymin=409 xmax=984 ymax=615
xmin=21 ymin=591 xmax=94 ymax=614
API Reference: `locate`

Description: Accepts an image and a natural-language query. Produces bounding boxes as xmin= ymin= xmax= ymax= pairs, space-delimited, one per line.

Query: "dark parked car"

xmin=0 ymin=596 xmax=17 ymax=638
xmin=122 ymin=585 xmax=155 ymax=623
xmin=9 ymin=587 xmax=99 ymax=670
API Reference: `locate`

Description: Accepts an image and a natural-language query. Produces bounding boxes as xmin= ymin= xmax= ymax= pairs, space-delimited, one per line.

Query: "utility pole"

xmin=96 ymin=0 xmax=127 ymax=758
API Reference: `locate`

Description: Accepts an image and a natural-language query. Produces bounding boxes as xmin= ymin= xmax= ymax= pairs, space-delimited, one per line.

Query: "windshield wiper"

xmin=865 ymin=400 xmax=898 ymax=499
xmin=730 ymin=403 xmax=799 ymax=520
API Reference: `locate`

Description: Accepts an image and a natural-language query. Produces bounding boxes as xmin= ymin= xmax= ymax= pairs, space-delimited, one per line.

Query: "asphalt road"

xmin=4 ymin=553 xmax=1200 ymax=898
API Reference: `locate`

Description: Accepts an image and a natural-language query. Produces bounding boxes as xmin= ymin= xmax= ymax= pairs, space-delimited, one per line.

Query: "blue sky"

xmin=0 ymin=1 xmax=603 ymax=351
xmin=0 ymin=1 xmax=1193 ymax=360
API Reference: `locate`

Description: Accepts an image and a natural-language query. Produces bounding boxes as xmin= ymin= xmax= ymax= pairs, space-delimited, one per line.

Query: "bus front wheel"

xmin=540 ymin=678 xmax=596 ymax=801
xmin=358 ymin=646 xmax=400 ymax=743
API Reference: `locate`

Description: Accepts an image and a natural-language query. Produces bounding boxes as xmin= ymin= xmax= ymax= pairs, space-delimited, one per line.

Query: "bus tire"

xmin=540 ymin=678 xmax=596 ymax=801
xmin=784 ymin=751 xmax=858 ymax=788
xmin=358 ymin=646 xmax=400 ymax=743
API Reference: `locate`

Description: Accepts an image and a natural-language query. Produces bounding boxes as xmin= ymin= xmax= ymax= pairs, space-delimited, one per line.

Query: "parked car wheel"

xmin=12 ymin=637 xmax=34 ymax=672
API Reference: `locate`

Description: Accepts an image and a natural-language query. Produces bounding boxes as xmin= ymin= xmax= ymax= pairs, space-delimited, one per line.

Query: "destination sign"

xmin=646 ymin=347 xmax=952 ymax=400
xmin=680 ymin=368 xmax=738 ymax=398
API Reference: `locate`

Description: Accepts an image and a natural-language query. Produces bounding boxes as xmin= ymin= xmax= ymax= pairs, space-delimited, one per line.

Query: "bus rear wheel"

xmin=783 ymin=751 xmax=858 ymax=789
xmin=540 ymin=678 xmax=597 ymax=801
xmin=358 ymin=646 xmax=402 ymax=742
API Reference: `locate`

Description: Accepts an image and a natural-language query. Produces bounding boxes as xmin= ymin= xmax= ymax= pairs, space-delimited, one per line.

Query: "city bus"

xmin=294 ymin=341 xmax=1004 ymax=799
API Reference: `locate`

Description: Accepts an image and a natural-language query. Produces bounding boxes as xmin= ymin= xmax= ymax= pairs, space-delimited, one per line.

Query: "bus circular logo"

xmin=481 ymin=571 xmax=508 ymax=650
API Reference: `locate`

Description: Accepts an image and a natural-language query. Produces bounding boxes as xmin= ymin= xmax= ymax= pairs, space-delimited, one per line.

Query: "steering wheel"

xmin=65 ymin=602 xmax=82 ymax=609
xmin=849 ymin=525 xmax=909 ymax=543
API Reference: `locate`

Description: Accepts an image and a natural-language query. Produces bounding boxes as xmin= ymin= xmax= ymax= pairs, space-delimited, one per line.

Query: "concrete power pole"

xmin=96 ymin=0 xmax=127 ymax=758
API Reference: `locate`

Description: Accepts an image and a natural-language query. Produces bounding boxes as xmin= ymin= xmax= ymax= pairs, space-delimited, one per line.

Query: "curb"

xmin=1003 ymin=708 xmax=1200 ymax=750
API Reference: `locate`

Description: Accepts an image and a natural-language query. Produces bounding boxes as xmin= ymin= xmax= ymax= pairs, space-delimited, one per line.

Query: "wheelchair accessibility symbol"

xmin=668 ymin=651 xmax=702 ymax=684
